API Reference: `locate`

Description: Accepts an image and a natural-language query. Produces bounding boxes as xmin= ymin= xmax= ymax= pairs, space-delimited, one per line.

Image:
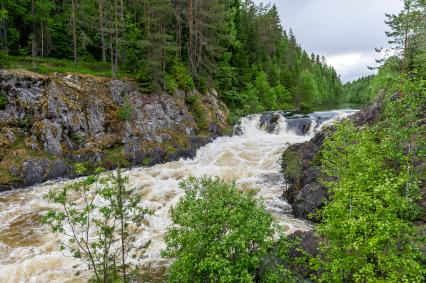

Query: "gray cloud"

xmin=254 ymin=0 xmax=403 ymax=82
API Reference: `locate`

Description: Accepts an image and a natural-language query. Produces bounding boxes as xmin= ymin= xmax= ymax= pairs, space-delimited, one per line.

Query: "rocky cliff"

xmin=281 ymin=94 xmax=385 ymax=221
xmin=0 ymin=70 xmax=229 ymax=189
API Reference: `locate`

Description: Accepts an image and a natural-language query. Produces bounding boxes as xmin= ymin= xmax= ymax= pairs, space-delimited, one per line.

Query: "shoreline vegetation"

xmin=0 ymin=0 xmax=425 ymax=282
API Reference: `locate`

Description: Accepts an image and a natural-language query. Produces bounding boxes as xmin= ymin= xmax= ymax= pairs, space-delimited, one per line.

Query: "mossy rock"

xmin=282 ymin=149 xmax=303 ymax=188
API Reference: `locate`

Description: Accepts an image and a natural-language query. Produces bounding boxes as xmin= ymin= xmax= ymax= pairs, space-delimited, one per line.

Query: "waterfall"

xmin=0 ymin=109 xmax=357 ymax=282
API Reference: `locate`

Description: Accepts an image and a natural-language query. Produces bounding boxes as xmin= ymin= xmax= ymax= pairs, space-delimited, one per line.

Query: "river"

xmin=0 ymin=109 xmax=357 ymax=282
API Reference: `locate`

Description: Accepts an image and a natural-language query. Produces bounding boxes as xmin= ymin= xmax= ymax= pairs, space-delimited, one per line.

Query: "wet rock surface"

xmin=282 ymin=96 xmax=385 ymax=221
xmin=0 ymin=70 xmax=229 ymax=188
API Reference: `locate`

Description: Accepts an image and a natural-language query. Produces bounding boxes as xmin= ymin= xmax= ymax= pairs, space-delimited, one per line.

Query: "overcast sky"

xmin=254 ymin=0 xmax=403 ymax=82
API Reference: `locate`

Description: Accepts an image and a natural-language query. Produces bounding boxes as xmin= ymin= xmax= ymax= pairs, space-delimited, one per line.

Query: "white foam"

xmin=0 ymin=110 xmax=355 ymax=282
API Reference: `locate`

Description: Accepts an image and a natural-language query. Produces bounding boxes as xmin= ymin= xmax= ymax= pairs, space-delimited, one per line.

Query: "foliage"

xmin=116 ymin=97 xmax=133 ymax=121
xmin=162 ymin=177 xmax=296 ymax=282
xmin=185 ymin=95 xmax=208 ymax=130
xmin=342 ymin=56 xmax=402 ymax=104
xmin=315 ymin=76 xmax=426 ymax=282
xmin=1 ymin=0 xmax=343 ymax=116
xmin=43 ymin=168 xmax=150 ymax=282
xmin=71 ymin=132 xmax=84 ymax=144
xmin=165 ymin=74 xmax=177 ymax=94
xmin=102 ymin=146 xmax=130 ymax=168
xmin=384 ymin=0 xmax=426 ymax=74
xmin=171 ymin=62 xmax=195 ymax=92
xmin=184 ymin=95 xmax=198 ymax=106
xmin=0 ymin=51 xmax=10 ymax=68
xmin=0 ymin=94 xmax=8 ymax=110
xmin=342 ymin=75 xmax=375 ymax=104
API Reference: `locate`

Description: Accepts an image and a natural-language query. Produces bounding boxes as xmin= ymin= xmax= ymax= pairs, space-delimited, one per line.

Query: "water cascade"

xmin=0 ymin=110 xmax=357 ymax=282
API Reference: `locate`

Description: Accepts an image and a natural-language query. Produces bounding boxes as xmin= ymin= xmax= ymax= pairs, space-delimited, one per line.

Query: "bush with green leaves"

xmin=0 ymin=51 xmax=10 ymax=69
xmin=117 ymin=97 xmax=133 ymax=121
xmin=0 ymin=94 xmax=8 ymax=110
xmin=43 ymin=168 xmax=150 ymax=282
xmin=162 ymin=177 xmax=297 ymax=282
xmin=184 ymin=95 xmax=208 ymax=130
xmin=172 ymin=62 xmax=195 ymax=92
xmin=165 ymin=74 xmax=178 ymax=94
xmin=314 ymin=76 xmax=426 ymax=282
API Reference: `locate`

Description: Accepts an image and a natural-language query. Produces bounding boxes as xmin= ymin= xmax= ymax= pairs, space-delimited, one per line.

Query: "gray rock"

xmin=46 ymin=159 xmax=71 ymax=180
xmin=0 ymin=70 xmax=229 ymax=189
xmin=5 ymin=130 xmax=15 ymax=143
xmin=185 ymin=127 xmax=195 ymax=136
xmin=293 ymin=183 xmax=328 ymax=220
xmin=40 ymin=119 xmax=63 ymax=156
xmin=22 ymin=159 xmax=50 ymax=186
xmin=87 ymin=98 xmax=105 ymax=138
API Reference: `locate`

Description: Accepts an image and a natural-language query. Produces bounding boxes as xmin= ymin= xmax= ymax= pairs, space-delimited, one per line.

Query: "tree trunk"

xmin=110 ymin=21 xmax=115 ymax=77
xmin=117 ymin=170 xmax=126 ymax=283
xmin=1 ymin=3 xmax=8 ymax=52
xmin=99 ymin=0 xmax=106 ymax=63
xmin=114 ymin=0 xmax=119 ymax=77
xmin=71 ymin=0 xmax=77 ymax=63
xmin=41 ymin=21 xmax=44 ymax=57
xmin=119 ymin=0 xmax=126 ymax=65
xmin=188 ymin=0 xmax=195 ymax=74
xmin=32 ymin=0 xmax=36 ymax=59
xmin=402 ymin=4 xmax=411 ymax=73
xmin=176 ymin=6 xmax=182 ymax=59
xmin=161 ymin=21 xmax=166 ymax=90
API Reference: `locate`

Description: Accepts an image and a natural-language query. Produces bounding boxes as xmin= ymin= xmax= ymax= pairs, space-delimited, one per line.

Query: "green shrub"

xmin=135 ymin=69 xmax=153 ymax=92
xmin=165 ymin=73 xmax=177 ymax=94
xmin=196 ymin=77 xmax=208 ymax=94
xmin=162 ymin=177 xmax=296 ymax=282
xmin=185 ymin=95 xmax=208 ymax=130
xmin=71 ymin=132 xmax=84 ymax=144
xmin=192 ymin=101 xmax=208 ymax=130
xmin=281 ymin=150 xmax=302 ymax=188
xmin=184 ymin=95 xmax=198 ymax=105
xmin=117 ymin=98 xmax=133 ymax=121
xmin=0 ymin=51 xmax=10 ymax=69
xmin=315 ymin=77 xmax=426 ymax=282
xmin=43 ymin=168 xmax=149 ymax=282
xmin=0 ymin=95 xmax=8 ymax=110
xmin=172 ymin=62 xmax=195 ymax=92
xmin=142 ymin=156 xmax=151 ymax=166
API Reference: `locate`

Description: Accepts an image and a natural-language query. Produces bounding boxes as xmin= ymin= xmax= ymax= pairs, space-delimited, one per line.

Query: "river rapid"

xmin=0 ymin=110 xmax=356 ymax=282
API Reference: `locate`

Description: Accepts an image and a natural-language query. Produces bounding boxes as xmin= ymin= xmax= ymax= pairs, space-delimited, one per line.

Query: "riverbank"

xmin=0 ymin=70 xmax=230 ymax=190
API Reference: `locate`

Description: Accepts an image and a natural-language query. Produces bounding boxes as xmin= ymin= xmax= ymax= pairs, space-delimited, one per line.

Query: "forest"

xmin=0 ymin=0 xmax=425 ymax=282
xmin=0 ymin=0 xmax=342 ymax=117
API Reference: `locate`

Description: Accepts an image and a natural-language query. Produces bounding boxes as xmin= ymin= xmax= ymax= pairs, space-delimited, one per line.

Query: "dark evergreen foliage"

xmin=0 ymin=0 xmax=342 ymax=115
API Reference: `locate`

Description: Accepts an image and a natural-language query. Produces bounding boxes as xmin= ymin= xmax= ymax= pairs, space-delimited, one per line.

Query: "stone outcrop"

xmin=0 ymin=70 xmax=229 ymax=189
xmin=282 ymin=94 xmax=386 ymax=221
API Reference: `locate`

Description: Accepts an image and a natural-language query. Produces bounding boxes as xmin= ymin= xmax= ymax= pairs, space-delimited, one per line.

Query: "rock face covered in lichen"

xmin=0 ymin=70 xmax=229 ymax=189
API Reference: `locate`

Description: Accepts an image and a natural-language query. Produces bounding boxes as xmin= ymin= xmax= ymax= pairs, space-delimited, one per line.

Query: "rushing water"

xmin=0 ymin=110 xmax=357 ymax=282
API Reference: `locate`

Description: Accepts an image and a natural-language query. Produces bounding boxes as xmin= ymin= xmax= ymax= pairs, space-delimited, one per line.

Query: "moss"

xmin=185 ymin=96 xmax=208 ymax=130
xmin=102 ymin=146 xmax=130 ymax=168
xmin=71 ymin=132 xmax=84 ymax=144
xmin=184 ymin=95 xmax=198 ymax=105
xmin=0 ymin=95 xmax=8 ymax=110
xmin=0 ymin=51 xmax=10 ymax=69
xmin=116 ymin=98 xmax=133 ymax=121
xmin=281 ymin=150 xmax=303 ymax=189
xmin=142 ymin=156 xmax=151 ymax=166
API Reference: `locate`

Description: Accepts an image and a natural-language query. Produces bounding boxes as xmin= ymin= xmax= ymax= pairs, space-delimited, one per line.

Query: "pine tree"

xmin=385 ymin=0 xmax=425 ymax=73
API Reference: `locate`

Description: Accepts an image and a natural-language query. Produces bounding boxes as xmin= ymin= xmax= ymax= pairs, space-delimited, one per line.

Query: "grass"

xmin=2 ymin=55 xmax=130 ymax=78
